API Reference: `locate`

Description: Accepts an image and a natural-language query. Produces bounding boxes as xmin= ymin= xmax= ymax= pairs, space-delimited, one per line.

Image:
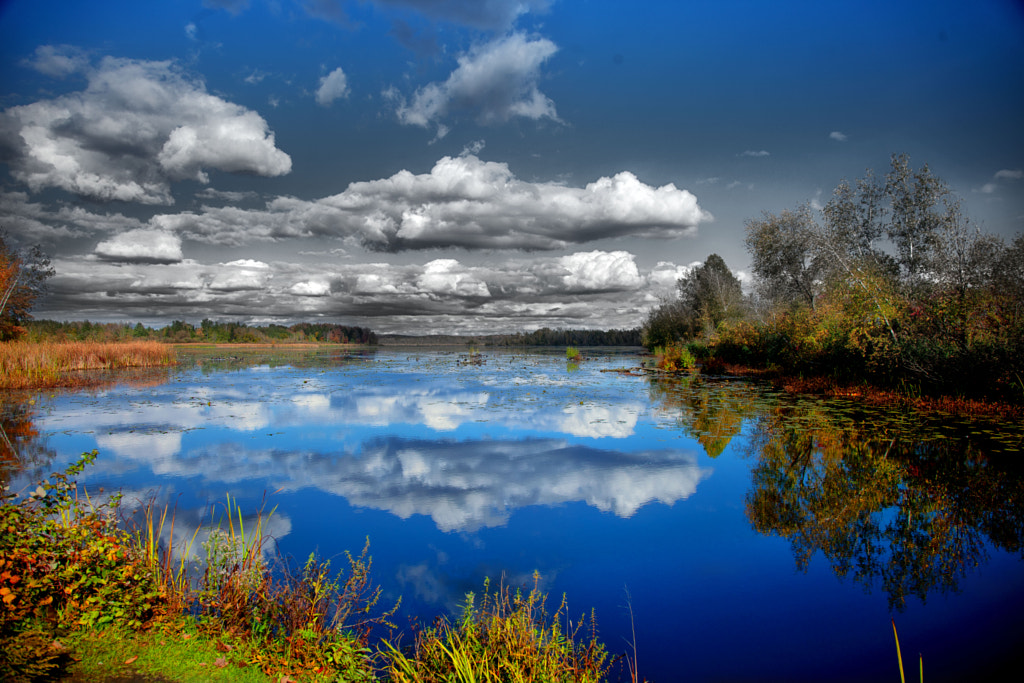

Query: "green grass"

xmin=67 ymin=623 xmax=272 ymax=682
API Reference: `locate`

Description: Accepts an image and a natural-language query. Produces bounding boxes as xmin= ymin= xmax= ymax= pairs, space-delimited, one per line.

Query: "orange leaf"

xmin=39 ymin=596 xmax=53 ymax=606
xmin=3 ymin=592 xmax=15 ymax=604
xmin=124 ymin=655 xmax=139 ymax=665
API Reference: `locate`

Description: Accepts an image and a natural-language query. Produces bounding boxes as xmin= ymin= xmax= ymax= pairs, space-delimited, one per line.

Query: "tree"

xmin=641 ymin=297 xmax=688 ymax=349
xmin=677 ymin=253 xmax=745 ymax=335
xmin=744 ymin=206 xmax=823 ymax=310
xmin=0 ymin=231 xmax=54 ymax=341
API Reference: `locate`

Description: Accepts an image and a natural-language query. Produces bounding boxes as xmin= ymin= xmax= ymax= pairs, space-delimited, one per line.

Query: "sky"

xmin=1 ymin=0 xmax=1022 ymax=335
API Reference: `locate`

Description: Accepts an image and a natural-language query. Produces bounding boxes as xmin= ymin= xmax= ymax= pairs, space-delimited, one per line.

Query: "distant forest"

xmin=497 ymin=327 xmax=642 ymax=346
xmin=25 ymin=320 xmax=641 ymax=347
xmin=25 ymin=319 xmax=378 ymax=345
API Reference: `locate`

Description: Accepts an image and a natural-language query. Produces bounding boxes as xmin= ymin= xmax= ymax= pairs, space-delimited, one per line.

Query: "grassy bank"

xmin=1 ymin=453 xmax=614 ymax=683
xmin=0 ymin=341 xmax=176 ymax=390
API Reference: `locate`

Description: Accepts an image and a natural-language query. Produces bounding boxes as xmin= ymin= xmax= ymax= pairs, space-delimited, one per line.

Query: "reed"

xmin=892 ymin=619 xmax=923 ymax=683
xmin=0 ymin=340 xmax=175 ymax=389
xmin=382 ymin=573 xmax=610 ymax=683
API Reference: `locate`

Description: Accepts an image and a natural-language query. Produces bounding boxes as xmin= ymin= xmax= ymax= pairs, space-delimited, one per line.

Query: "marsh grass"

xmin=0 ymin=340 xmax=175 ymax=389
xmin=651 ymin=344 xmax=696 ymax=373
xmin=382 ymin=574 xmax=611 ymax=683
xmin=892 ymin=619 xmax=923 ymax=683
xmin=1 ymin=453 xmax=397 ymax=682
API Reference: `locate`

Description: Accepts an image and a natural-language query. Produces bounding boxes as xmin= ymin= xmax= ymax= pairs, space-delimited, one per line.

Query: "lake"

xmin=3 ymin=347 xmax=1023 ymax=682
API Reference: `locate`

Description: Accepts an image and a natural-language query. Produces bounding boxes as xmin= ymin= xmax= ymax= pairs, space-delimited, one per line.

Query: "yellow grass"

xmin=0 ymin=341 xmax=176 ymax=390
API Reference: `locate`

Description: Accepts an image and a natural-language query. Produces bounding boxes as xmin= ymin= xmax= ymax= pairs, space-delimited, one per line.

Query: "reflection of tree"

xmin=649 ymin=376 xmax=763 ymax=457
xmin=745 ymin=401 xmax=1024 ymax=610
xmin=0 ymin=398 xmax=56 ymax=484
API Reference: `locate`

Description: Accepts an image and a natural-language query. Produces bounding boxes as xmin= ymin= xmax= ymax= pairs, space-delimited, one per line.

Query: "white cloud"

xmin=976 ymin=169 xmax=1023 ymax=194
xmin=648 ymin=261 xmax=697 ymax=293
xmin=740 ymin=150 xmax=770 ymax=157
xmin=395 ymin=32 xmax=559 ymax=132
xmin=416 ymin=259 xmax=491 ymax=297
xmin=289 ymin=280 xmax=331 ymax=296
xmin=144 ymin=154 xmax=709 ymax=250
xmin=209 ymin=259 xmax=271 ymax=291
xmin=829 ymin=131 xmax=848 ymax=142
xmin=558 ymin=251 xmax=642 ymax=291
xmin=315 ymin=67 xmax=350 ymax=105
xmin=0 ymin=53 xmax=291 ymax=203
xmin=22 ymin=44 xmax=90 ymax=78
xmin=94 ymin=229 xmax=183 ymax=264
xmin=38 ymin=247 xmax=675 ymax=333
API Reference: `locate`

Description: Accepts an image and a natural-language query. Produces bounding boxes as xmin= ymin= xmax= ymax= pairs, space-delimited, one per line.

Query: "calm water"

xmin=3 ymin=348 xmax=1023 ymax=682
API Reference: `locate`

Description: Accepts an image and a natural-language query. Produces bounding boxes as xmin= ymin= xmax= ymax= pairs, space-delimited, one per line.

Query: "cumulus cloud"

xmin=95 ymin=229 xmax=183 ymax=264
xmin=0 ymin=53 xmax=291 ymax=203
xmin=395 ymin=33 xmax=559 ymax=133
xmin=208 ymin=259 xmax=271 ymax=291
xmin=315 ymin=67 xmax=350 ymax=105
xmin=37 ymin=246 xmax=683 ymax=333
xmin=558 ymin=251 xmax=642 ymax=291
xmin=829 ymin=131 xmax=848 ymax=142
xmin=22 ymin=44 xmax=90 ymax=78
xmin=147 ymin=154 xmax=708 ymax=250
xmin=647 ymin=260 xmax=697 ymax=292
xmin=416 ymin=259 xmax=491 ymax=297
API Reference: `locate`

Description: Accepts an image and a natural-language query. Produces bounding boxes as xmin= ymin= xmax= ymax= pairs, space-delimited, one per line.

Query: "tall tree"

xmin=744 ymin=206 xmax=823 ymax=310
xmin=677 ymin=253 xmax=745 ymax=335
xmin=0 ymin=231 xmax=54 ymax=341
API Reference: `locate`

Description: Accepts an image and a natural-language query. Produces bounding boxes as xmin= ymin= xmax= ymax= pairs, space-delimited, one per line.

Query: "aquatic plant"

xmin=653 ymin=344 xmax=695 ymax=373
xmin=892 ymin=619 xmax=923 ymax=683
xmin=566 ymin=346 xmax=581 ymax=360
xmin=0 ymin=340 xmax=176 ymax=390
xmin=382 ymin=574 xmax=610 ymax=683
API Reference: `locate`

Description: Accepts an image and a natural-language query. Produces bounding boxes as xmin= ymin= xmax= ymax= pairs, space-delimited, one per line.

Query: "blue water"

xmin=7 ymin=348 xmax=1023 ymax=681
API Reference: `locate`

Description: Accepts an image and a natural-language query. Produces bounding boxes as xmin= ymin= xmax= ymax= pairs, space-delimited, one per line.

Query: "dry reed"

xmin=0 ymin=341 xmax=175 ymax=390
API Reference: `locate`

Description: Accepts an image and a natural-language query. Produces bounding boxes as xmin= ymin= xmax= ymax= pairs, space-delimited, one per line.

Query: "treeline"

xmin=24 ymin=319 xmax=377 ymax=345
xmin=499 ymin=327 xmax=642 ymax=347
xmin=644 ymin=154 xmax=1024 ymax=403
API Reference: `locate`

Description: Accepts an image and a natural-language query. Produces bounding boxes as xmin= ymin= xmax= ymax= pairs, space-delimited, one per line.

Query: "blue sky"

xmin=2 ymin=0 xmax=1022 ymax=334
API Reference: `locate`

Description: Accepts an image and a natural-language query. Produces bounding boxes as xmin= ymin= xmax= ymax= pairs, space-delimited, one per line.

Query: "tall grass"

xmin=382 ymin=574 xmax=610 ymax=683
xmin=0 ymin=340 xmax=175 ymax=389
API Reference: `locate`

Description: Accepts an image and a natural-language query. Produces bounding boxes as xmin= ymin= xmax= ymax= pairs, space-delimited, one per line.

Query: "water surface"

xmin=3 ymin=348 xmax=1022 ymax=682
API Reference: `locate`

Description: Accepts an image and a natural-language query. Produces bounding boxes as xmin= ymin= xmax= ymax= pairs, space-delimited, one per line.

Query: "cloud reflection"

xmin=181 ymin=437 xmax=709 ymax=532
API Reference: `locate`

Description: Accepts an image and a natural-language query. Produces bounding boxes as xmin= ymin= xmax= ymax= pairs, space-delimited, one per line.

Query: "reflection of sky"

xmin=15 ymin=350 xmax=1024 ymax=683
xmin=29 ymin=351 xmax=691 ymax=533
